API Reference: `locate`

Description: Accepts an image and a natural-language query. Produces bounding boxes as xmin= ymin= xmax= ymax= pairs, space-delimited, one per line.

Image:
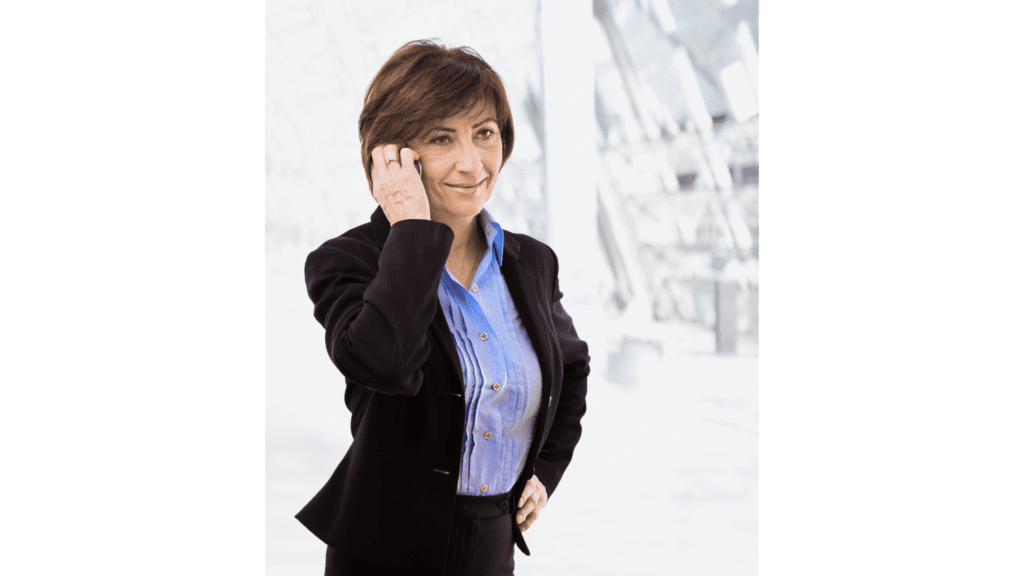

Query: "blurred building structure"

xmin=592 ymin=0 xmax=759 ymax=352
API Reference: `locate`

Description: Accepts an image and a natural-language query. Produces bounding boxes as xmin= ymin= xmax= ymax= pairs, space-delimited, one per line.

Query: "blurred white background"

xmin=267 ymin=0 xmax=760 ymax=574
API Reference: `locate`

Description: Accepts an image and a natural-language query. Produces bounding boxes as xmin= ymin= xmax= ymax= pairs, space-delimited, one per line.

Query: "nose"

xmin=453 ymin=139 xmax=481 ymax=173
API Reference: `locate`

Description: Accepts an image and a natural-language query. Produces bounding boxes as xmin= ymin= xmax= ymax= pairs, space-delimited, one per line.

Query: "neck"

xmin=435 ymin=212 xmax=486 ymax=288
xmin=433 ymin=212 xmax=481 ymax=256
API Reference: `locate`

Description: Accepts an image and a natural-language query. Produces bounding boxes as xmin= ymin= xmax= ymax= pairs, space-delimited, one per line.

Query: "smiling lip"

xmin=445 ymin=179 xmax=485 ymax=189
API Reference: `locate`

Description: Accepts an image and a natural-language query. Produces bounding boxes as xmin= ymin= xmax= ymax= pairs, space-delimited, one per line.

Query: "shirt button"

xmin=492 ymin=383 xmax=501 ymax=391
xmin=480 ymin=332 xmax=488 ymax=341
xmin=471 ymin=284 xmax=479 ymax=292
xmin=484 ymin=431 xmax=493 ymax=440
xmin=480 ymin=484 xmax=488 ymax=493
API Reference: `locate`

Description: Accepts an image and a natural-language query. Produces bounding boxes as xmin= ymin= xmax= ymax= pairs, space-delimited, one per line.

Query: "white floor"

xmin=266 ymin=243 xmax=758 ymax=575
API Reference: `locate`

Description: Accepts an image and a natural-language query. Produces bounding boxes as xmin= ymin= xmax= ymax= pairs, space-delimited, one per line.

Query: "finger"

xmin=520 ymin=476 xmax=541 ymax=506
xmin=518 ymin=486 xmax=534 ymax=508
xmin=520 ymin=475 xmax=536 ymax=506
xmin=369 ymin=147 xmax=387 ymax=191
xmin=519 ymin=507 xmax=541 ymax=531
xmin=370 ymin=146 xmax=387 ymax=169
xmin=383 ymin=144 xmax=399 ymax=168
xmin=399 ymin=147 xmax=420 ymax=173
xmin=515 ymin=499 xmax=531 ymax=523
xmin=516 ymin=497 xmax=536 ymax=524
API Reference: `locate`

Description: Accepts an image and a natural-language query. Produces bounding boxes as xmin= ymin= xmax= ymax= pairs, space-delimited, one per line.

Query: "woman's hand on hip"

xmin=370 ymin=144 xmax=430 ymax=225
xmin=516 ymin=474 xmax=548 ymax=532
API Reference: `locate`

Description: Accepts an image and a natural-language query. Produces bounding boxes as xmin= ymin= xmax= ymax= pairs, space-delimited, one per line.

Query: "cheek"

xmin=484 ymin=145 xmax=504 ymax=171
xmin=412 ymin=153 xmax=443 ymax=183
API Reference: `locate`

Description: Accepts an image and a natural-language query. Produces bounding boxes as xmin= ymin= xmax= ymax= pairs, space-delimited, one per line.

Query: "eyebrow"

xmin=426 ymin=118 xmax=499 ymax=133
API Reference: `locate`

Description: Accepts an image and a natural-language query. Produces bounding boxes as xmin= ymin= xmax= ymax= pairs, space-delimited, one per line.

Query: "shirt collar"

xmin=477 ymin=208 xmax=505 ymax=267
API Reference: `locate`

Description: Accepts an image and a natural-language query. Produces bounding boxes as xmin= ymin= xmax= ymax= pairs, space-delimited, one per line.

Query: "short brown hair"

xmin=358 ymin=39 xmax=515 ymax=188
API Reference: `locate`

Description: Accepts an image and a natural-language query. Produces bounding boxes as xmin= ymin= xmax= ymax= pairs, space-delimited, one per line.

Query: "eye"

xmin=431 ymin=135 xmax=452 ymax=145
xmin=477 ymin=128 xmax=496 ymax=139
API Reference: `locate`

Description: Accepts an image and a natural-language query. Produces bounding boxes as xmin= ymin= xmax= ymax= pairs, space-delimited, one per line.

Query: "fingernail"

xmin=517 ymin=515 xmax=523 ymax=522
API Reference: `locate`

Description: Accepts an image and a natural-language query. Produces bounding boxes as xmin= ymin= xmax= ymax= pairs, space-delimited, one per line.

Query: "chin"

xmin=433 ymin=193 xmax=492 ymax=220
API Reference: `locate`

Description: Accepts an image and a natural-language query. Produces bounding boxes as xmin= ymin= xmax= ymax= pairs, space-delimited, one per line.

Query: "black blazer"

xmin=296 ymin=207 xmax=590 ymax=571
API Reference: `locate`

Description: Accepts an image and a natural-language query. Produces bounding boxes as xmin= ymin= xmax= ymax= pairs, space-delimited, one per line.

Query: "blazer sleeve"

xmin=532 ymin=249 xmax=590 ymax=497
xmin=304 ymin=219 xmax=454 ymax=396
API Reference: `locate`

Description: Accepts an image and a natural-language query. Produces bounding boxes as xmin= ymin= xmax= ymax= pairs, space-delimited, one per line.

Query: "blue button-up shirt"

xmin=437 ymin=209 xmax=543 ymax=496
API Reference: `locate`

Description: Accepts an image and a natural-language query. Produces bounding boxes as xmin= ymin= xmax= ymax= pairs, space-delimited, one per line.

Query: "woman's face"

xmin=409 ymin=103 xmax=503 ymax=225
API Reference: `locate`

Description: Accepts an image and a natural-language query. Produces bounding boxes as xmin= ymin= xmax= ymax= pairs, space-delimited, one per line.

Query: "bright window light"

xmin=649 ymin=0 xmax=678 ymax=34
xmin=720 ymin=60 xmax=758 ymax=122
xmin=736 ymin=20 xmax=759 ymax=98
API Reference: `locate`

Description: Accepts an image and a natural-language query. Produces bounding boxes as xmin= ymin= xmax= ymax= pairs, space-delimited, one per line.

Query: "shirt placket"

xmin=467 ymin=285 xmax=504 ymax=494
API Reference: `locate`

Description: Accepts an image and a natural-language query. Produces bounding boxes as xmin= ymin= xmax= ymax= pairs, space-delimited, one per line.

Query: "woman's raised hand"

xmin=370 ymin=144 xmax=430 ymax=225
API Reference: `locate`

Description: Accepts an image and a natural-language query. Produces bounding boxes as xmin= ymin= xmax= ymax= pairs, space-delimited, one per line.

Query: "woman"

xmin=297 ymin=39 xmax=590 ymax=575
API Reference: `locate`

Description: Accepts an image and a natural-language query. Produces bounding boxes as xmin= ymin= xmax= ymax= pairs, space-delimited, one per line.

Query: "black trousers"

xmin=325 ymin=491 xmax=516 ymax=576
